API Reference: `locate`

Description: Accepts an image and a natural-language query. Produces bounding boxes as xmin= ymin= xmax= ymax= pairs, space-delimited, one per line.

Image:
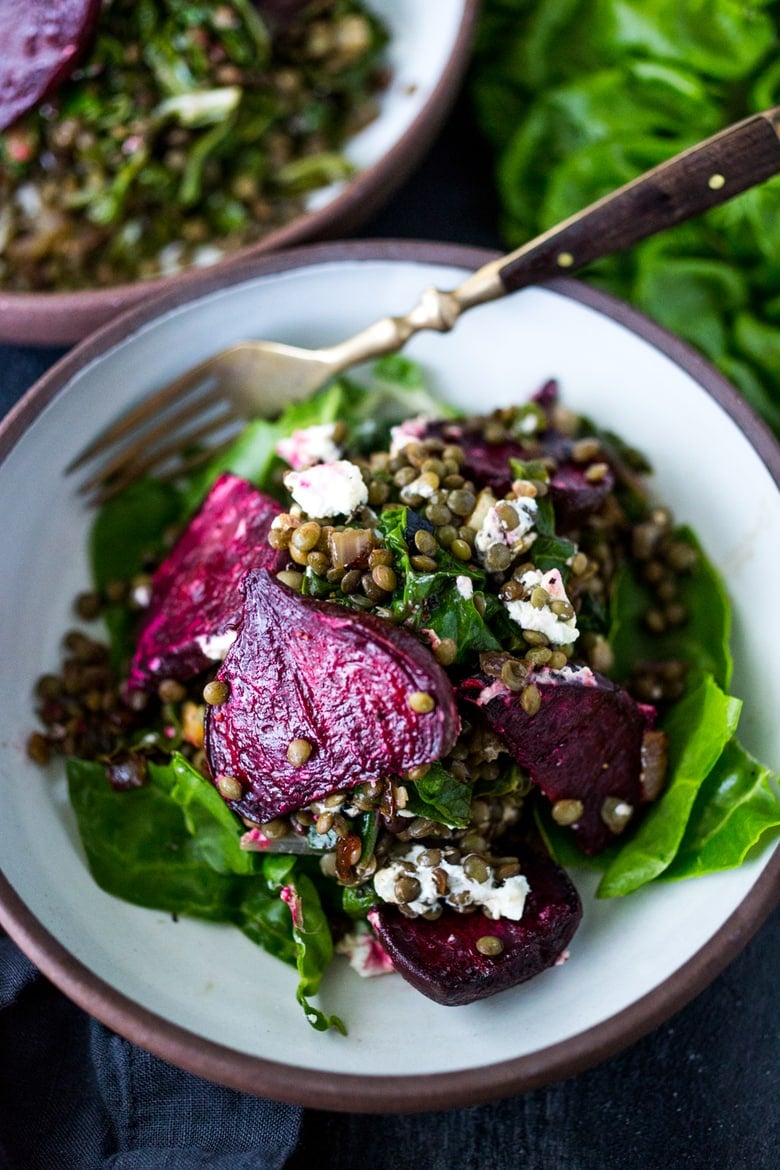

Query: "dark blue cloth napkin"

xmin=0 ymin=933 xmax=302 ymax=1170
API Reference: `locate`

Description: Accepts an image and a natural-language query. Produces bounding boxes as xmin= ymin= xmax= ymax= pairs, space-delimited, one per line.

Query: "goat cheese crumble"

xmin=474 ymin=499 xmax=537 ymax=561
xmin=284 ymin=460 xmax=368 ymax=518
xmin=276 ymin=423 xmax=342 ymax=471
xmin=373 ymin=843 xmax=530 ymax=921
xmin=504 ymin=567 xmax=579 ymax=645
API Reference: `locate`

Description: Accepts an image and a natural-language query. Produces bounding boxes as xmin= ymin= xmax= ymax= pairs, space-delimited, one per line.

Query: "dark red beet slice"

xmin=0 ymin=1 xmax=102 ymax=132
xmin=548 ymin=462 xmax=615 ymax=528
xmin=425 ymin=418 xmax=613 ymax=526
xmin=368 ymin=848 xmax=581 ymax=1006
xmin=204 ymin=570 xmax=460 ymax=822
xmin=128 ymin=474 xmax=286 ymax=692
xmin=461 ymin=667 xmax=663 ymax=855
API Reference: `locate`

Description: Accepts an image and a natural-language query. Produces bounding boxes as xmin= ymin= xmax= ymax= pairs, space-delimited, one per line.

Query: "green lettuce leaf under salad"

xmin=34 ymin=357 xmax=779 ymax=1031
xmin=470 ymin=0 xmax=780 ymax=435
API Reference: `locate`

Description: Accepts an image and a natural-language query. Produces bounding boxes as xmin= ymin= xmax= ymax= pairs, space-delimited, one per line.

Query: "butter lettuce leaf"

xmin=660 ymin=739 xmax=780 ymax=880
xmin=597 ymin=674 xmax=742 ymax=897
xmin=66 ymin=753 xmax=343 ymax=1028
xmin=471 ymin=0 xmax=780 ymax=434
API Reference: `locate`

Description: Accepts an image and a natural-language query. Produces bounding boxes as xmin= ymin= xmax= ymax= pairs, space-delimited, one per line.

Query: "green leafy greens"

xmin=67 ymin=753 xmax=344 ymax=1032
xmin=471 ymin=0 xmax=780 ymax=433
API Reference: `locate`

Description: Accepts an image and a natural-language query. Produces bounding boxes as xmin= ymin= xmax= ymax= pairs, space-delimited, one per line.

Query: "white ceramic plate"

xmin=0 ymin=243 xmax=777 ymax=1111
xmin=0 ymin=1 xmax=477 ymax=345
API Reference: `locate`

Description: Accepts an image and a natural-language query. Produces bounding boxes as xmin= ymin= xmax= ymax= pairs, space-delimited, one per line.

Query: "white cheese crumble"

xmin=388 ymin=415 xmax=430 ymax=456
xmin=191 ymin=244 xmax=224 ymax=269
xmin=504 ymin=567 xmax=579 ymax=646
xmin=335 ymin=924 xmax=395 ymax=977
xmin=284 ymin=459 xmax=368 ymax=518
xmin=373 ymin=843 xmax=530 ymax=921
xmin=455 ymin=575 xmax=474 ymax=600
xmin=276 ymin=423 xmax=342 ymax=471
xmin=474 ymin=499 xmax=537 ymax=562
xmin=131 ymin=582 xmax=152 ymax=608
xmin=195 ymin=630 xmax=238 ymax=661
xmin=534 ymin=663 xmax=597 ymax=687
xmin=15 ymin=182 xmax=42 ymax=218
xmin=157 ymin=241 xmax=186 ymax=275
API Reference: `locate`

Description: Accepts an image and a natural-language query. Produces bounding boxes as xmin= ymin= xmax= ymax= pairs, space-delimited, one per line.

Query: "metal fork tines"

xmin=69 ymin=349 xmax=256 ymax=504
xmin=68 ymin=338 xmax=338 ymax=504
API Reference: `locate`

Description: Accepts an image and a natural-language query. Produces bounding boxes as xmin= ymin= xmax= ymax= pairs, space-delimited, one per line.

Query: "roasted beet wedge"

xmin=461 ymin=667 xmax=663 ymax=855
xmin=547 ymin=462 xmax=614 ymax=528
xmin=426 ymin=417 xmax=613 ymax=527
xmin=368 ymin=848 xmax=581 ymax=1006
xmin=127 ymin=474 xmax=286 ymax=692
xmin=205 ymin=570 xmax=460 ymax=823
xmin=0 ymin=1 xmax=102 ymax=132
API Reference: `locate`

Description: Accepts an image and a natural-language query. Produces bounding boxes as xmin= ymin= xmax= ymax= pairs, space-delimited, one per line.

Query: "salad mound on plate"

xmin=29 ymin=358 xmax=780 ymax=1031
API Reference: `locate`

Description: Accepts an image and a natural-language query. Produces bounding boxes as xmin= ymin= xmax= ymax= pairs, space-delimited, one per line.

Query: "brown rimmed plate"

xmin=0 ymin=241 xmax=777 ymax=1111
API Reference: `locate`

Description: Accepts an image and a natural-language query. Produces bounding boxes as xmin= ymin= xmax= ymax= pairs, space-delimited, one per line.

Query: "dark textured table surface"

xmin=1 ymin=90 xmax=778 ymax=1170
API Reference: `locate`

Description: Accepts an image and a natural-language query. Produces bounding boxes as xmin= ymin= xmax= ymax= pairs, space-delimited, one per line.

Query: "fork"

xmin=72 ymin=106 xmax=780 ymax=503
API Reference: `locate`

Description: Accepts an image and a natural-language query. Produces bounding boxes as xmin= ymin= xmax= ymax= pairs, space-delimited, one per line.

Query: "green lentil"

xmin=434 ymin=638 xmax=458 ymax=666
xmin=158 ymin=678 xmax=187 ymax=703
xmin=521 ymin=684 xmax=541 ymax=715
xmin=485 ymin=543 xmax=513 ymax=572
xmin=372 ymin=564 xmax=398 ymax=592
xmin=414 ymin=529 xmax=438 ymax=555
xmin=435 ymin=524 xmax=458 ymax=548
xmin=291 ymin=521 xmax=321 ymax=553
xmin=500 ymin=658 xmax=528 ymax=691
xmin=277 ymin=569 xmax=304 ymax=591
xmin=368 ymin=548 xmax=394 ymax=569
xmin=426 ymin=502 xmax=453 ymax=527
xmin=308 ymin=550 xmax=332 ymax=576
xmin=522 ymin=630 xmax=550 ymax=647
xmin=665 ymin=540 xmax=698 ymax=572
xmin=463 ymin=854 xmax=490 ymax=883
xmin=394 ymin=875 xmax=422 ymax=904
xmin=410 ymin=553 xmax=438 ymax=572
xmin=495 ymin=501 xmax=520 ymax=529
xmin=530 ymin=585 xmax=550 ymax=609
xmin=217 ymin=774 xmax=244 ymax=801
xmin=450 ymin=538 xmax=473 ymax=561
xmin=361 ymin=573 xmax=387 ymax=602
xmin=203 ymin=679 xmax=230 ymax=706
xmin=368 ymin=480 xmax=390 ymax=506
xmin=408 ymin=691 xmax=436 ymax=714
xmin=340 ymin=568 xmax=362 ymax=594
xmin=475 ymin=935 xmax=504 ymax=956
xmin=552 ymin=798 xmax=584 ymax=826
xmin=525 ymin=646 xmax=553 ymax=665
xmin=287 ymin=738 xmax=313 ymax=767
xmin=447 ymin=488 xmax=476 ymax=517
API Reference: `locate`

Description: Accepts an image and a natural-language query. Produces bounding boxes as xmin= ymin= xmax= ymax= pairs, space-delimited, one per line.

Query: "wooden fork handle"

xmin=324 ymin=108 xmax=780 ymax=377
xmin=494 ymin=106 xmax=780 ymax=294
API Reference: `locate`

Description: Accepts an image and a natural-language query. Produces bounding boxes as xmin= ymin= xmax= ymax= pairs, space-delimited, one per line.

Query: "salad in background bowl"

xmin=0 ymin=241 xmax=778 ymax=1110
xmin=0 ymin=0 xmax=478 ymax=344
